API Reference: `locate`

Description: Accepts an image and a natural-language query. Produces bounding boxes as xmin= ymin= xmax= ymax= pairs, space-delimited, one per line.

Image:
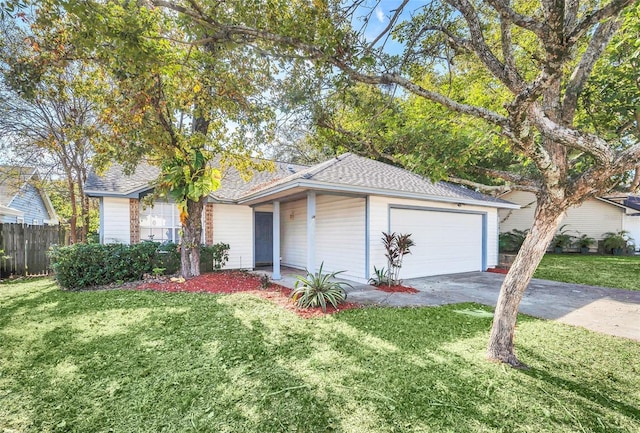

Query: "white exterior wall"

xmin=212 ymin=204 xmax=253 ymax=269
xmin=254 ymin=204 xmax=273 ymax=212
xmin=622 ymin=211 xmax=640 ymax=248
xmin=280 ymin=199 xmax=307 ymax=269
xmin=315 ymin=195 xmax=366 ymax=281
xmin=368 ymin=195 xmax=499 ymax=276
xmin=102 ymin=197 xmax=131 ymax=244
xmin=499 ymin=191 xmax=623 ymax=240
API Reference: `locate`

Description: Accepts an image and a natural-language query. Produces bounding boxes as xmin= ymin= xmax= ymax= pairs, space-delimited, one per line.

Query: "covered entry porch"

xmin=250 ymin=191 xmax=368 ymax=283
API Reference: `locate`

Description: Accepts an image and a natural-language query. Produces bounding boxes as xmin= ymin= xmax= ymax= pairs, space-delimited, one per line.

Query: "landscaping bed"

xmin=135 ymin=271 xmax=360 ymax=318
xmin=374 ymin=284 xmax=419 ymax=293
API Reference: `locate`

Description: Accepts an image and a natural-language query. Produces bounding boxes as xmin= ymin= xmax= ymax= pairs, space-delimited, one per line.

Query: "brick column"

xmin=129 ymin=198 xmax=140 ymax=244
xmin=204 ymin=203 xmax=214 ymax=245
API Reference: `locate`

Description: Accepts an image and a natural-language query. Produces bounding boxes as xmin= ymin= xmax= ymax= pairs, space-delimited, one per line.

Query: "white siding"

xmin=254 ymin=204 xmax=273 ymax=212
xmin=212 ymin=204 xmax=253 ymax=269
xmin=280 ymin=199 xmax=307 ymax=269
xmin=368 ymin=195 xmax=499 ymax=276
xmin=499 ymin=191 xmax=623 ymax=240
xmin=622 ymin=213 xmax=640 ymax=249
xmin=102 ymin=197 xmax=131 ymax=244
xmin=315 ymin=195 xmax=366 ymax=281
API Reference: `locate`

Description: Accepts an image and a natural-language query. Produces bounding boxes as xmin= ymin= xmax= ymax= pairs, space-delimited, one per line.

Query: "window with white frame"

xmin=139 ymin=201 xmax=181 ymax=243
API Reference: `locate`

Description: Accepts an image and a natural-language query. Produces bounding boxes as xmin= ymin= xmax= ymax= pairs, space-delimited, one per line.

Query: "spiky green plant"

xmin=291 ymin=262 xmax=352 ymax=312
xmin=368 ymin=266 xmax=390 ymax=286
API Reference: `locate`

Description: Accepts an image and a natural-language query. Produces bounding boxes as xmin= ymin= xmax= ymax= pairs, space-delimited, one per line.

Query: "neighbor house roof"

xmin=0 ymin=165 xmax=37 ymax=206
xmin=86 ymin=153 xmax=517 ymax=209
xmin=0 ymin=165 xmax=58 ymax=223
xmin=600 ymin=194 xmax=640 ymax=214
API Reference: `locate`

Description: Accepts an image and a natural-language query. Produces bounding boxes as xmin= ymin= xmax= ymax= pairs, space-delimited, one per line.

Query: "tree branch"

xmin=528 ymin=105 xmax=615 ymax=164
xmin=562 ymin=19 xmax=621 ymax=123
xmin=446 ymin=0 xmax=524 ymax=92
xmin=485 ymin=0 xmax=547 ymax=38
xmin=366 ymin=0 xmax=410 ymax=51
xmin=568 ymin=0 xmax=635 ymax=45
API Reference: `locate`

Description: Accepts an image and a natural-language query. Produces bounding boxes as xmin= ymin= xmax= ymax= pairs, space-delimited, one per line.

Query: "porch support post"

xmin=306 ymin=191 xmax=316 ymax=272
xmin=272 ymin=201 xmax=281 ymax=280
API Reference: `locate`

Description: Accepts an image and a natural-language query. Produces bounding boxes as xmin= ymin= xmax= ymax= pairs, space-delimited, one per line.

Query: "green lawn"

xmin=534 ymin=254 xmax=640 ymax=290
xmin=1 ymin=279 xmax=639 ymax=433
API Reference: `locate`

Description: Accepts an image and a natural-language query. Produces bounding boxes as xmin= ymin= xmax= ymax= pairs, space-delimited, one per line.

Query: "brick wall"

xmin=129 ymin=199 xmax=140 ymax=244
xmin=205 ymin=203 xmax=214 ymax=245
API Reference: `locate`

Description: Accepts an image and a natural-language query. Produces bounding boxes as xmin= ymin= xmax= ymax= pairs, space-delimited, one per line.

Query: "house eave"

xmin=85 ymin=187 xmax=152 ymax=199
xmin=0 ymin=205 xmax=24 ymax=217
xmin=238 ymin=180 xmax=520 ymax=209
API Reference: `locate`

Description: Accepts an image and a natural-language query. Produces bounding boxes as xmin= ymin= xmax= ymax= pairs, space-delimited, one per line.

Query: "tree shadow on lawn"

xmin=3 ymin=288 xmax=640 ymax=433
xmin=518 ymin=347 xmax=640 ymax=423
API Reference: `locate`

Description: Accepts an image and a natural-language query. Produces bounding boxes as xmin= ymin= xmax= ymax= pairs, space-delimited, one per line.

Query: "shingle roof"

xmin=85 ymin=159 xmax=308 ymax=201
xmin=85 ymin=153 xmax=512 ymax=207
xmin=241 ymin=153 xmax=512 ymax=205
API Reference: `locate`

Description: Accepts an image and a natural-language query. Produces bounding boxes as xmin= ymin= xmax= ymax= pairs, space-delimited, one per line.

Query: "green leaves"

xmin=291 ymin=262 xmax=352 ymax=312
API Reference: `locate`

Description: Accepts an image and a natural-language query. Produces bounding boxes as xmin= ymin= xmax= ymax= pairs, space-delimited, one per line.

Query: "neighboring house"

xmin=86 ymin=153 xmax=518 ymax=282
xmin=499 ymin=190 xmax=640 ymax=250
xmin=0 ymin=166 xmax=59 ymax=225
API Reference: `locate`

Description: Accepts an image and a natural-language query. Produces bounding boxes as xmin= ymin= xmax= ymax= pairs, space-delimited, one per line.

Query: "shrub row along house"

xmin=499 ymin=191 xmax=640 ymax=252
xmin=86 ymin=153 xmax=517 ymax=282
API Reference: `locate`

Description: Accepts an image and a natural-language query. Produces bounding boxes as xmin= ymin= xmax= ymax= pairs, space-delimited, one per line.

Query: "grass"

xmin=1 ymin=278 xmax=639 ymax=433
xmin=534 ymin=254 xmax=640 ymax=290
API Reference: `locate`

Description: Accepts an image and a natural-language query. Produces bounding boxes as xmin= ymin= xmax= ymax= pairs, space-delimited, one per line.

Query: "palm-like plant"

xmin=382 ymin=232 xmax=415 ymax=286
xmin=291 ymin=262 xmax=352 ymax=312
xmin=603 ymin=230 xmax=633 ymax=254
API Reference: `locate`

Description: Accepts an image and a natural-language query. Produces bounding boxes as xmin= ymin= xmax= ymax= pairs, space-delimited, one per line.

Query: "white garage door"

xmin=390 ymin=208 xmax=484 ymax=278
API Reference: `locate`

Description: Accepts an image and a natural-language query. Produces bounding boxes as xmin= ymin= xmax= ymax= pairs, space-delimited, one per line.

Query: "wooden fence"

xmin=0 ymin=223 xmax=67 ymax=277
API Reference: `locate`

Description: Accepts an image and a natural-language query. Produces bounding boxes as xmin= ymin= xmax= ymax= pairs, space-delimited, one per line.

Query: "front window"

xmin=139 ymin=201 xmax=181 ymax=243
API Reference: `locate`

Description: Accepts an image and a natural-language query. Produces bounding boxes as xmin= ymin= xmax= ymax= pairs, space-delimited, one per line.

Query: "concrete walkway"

xmin=259 ymin=268 xmax=640 ymax=342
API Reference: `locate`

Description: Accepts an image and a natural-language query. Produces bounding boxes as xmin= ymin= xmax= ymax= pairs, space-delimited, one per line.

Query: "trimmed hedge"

xmin=50 ymin=242 xmax=230 ymax=290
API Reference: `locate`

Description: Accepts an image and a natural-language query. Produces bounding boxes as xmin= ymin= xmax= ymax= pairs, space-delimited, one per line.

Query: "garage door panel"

xmin=390 ymin=208 xmax=483 ymax=278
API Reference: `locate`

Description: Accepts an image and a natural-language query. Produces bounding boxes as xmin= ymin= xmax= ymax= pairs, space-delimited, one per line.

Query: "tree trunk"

xmin=77 ymin=172 xmax=90 ymax=243
xmin=67 ymin=175 xmax=78 ymax=244
xmin=180 ymin=197 xmax=205 ymax=278
xmin=486 ymin=198 xmax=568 ymax=368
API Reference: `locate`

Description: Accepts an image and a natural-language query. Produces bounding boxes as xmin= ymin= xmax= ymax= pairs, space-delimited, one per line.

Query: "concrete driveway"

xmin=344 ymin=272 xmax=640 ymax=342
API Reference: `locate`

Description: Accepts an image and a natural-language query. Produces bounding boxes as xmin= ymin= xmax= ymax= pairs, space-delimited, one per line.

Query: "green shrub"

xmin=602 ymin=230 xmax=633 ymax=255
xmin=50 ymin=241 xmax=231 ymax=290
xmin=291 ymin=262 xmax=352 ymax=312
xmin=154 ymin=242 xmax=181 ymax=274
xmin=50 ymin=242 xmax=159 ymax=290
xmin=499 ymin=229 xmax=528 ymax=252
xmin=200 ymin=242 xmax=230 ymax=272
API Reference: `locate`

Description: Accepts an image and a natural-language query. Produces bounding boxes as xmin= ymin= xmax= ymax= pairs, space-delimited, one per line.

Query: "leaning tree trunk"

xmin=180 ymin=197 xmax=206 ymax=278
xmin=486 ymin=198 xmax=568 ymax=368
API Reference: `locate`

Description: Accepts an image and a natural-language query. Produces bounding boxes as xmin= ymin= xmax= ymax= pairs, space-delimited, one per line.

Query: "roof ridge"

xmin=302 ymin=152 xmax=351 ymax=178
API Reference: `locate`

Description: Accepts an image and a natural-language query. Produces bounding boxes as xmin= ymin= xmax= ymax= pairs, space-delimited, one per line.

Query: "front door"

xmin=254 ymin=212 xmax=273 ymax=266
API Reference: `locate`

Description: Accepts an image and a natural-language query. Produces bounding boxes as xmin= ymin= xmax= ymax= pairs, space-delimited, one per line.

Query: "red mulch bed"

xmin=374 ymin=284 xmax=419 ymax=294
xmin=486 ymin=267 xmax=509 ymax=274
xmin=134 ymin=271 xmax=360 ymax=318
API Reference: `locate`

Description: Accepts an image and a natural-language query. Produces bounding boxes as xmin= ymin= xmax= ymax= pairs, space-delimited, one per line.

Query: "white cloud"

xmin=375 ymin=7 xmax=385 ymax=23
